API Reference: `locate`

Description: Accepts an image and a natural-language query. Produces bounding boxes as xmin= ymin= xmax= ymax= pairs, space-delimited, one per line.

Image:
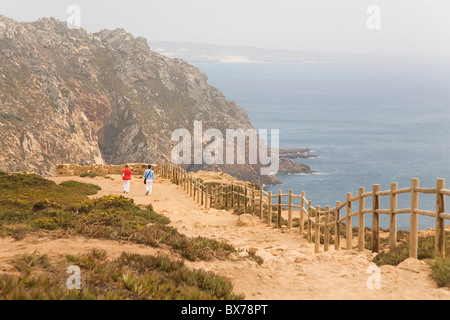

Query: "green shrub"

xmin=248 ymin=248 xmax=264 ymax=265
xmin=79 ymin=172 xmax=113 ymax=179
xmin=80 ymin=172 xmax=100 ymax=178
xmin=59 ymin=180 xmax=101 ymax=195
xmin=0 ymin=251 xmax=244 ymax=300
xmin=373 ymin=233 xmax=450 ymax=266
xmin=428 ymin=258 xmax=450 ymax=288
xmin=0 ymin=173 xmax=236 ymax=262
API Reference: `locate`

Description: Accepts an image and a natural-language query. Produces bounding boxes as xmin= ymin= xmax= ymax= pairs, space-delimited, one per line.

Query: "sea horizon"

xmin=193 ymin=60 xmax=450 ymax=231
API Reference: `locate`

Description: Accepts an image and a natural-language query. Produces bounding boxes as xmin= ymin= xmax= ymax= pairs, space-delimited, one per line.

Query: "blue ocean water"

xmin=194 ymin=61 xmax=450 ymax=230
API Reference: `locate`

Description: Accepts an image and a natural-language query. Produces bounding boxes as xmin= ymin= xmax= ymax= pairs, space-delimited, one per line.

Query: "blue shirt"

xmin=144 ymin=169 xmax=155 ymax=181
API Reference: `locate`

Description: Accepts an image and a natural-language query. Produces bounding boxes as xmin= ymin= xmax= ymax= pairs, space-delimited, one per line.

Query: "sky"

xmin=1 ymin=0 xmax=450 ymax=59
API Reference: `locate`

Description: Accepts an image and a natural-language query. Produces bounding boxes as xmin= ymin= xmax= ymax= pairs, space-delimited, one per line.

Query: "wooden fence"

xmin=157 ymin=162 xmax=449 ymax=258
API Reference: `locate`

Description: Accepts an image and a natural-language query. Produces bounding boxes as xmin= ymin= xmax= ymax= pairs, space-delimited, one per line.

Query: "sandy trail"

xmin=1 ymin=174 xmax=449 ymax=300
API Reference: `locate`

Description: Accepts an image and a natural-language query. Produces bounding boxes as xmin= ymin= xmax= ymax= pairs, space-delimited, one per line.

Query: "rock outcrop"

xmin=0 ymin=15 xmax=285 ymax=184
xmin=277 ymin=158 xmax=313 ymax=175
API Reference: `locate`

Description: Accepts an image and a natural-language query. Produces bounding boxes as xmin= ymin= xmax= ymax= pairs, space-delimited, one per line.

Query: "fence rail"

xmin=157 ymin=163 xmax=448 ymax=258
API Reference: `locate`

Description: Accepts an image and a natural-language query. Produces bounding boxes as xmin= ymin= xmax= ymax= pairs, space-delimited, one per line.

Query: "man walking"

xmin=144 ymin=165 xmax=156 ymax=196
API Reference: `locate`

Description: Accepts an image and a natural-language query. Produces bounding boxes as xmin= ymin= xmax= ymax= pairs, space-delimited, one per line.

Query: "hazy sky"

xmin=2 ymin=0 xmax=450 ymax=59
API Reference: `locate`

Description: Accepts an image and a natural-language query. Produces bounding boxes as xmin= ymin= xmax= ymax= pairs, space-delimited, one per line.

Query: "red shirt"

xmin=121 ymin=168 xmax=132 ymax=180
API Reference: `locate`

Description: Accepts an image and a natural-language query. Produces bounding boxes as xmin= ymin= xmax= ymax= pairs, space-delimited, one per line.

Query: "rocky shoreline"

xmin=277 ymin=148 xmax=316 ymax=175
xmin=280 ymin=148 xmax=317 ymax=159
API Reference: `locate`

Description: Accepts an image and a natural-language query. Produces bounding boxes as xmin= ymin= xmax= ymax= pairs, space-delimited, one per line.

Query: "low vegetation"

xmin=370 ymin=231 xmax=450 ymax=288
xmin=0 ymin=250 xmax=243 ymax=300
xmin=0 ymin=172 xmax=236 ymax=261
xmin=428 ymin=258 xmax=450 ymax=288
xmin=373 ymin=233 xmax=450 ymax=267
xmin=0 ymin=172 xmax=245 ymax=299
xmin=79 ymin=172 xmax=113 ymax=179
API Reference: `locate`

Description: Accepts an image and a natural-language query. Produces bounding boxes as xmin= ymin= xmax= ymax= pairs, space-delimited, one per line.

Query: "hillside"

xmin=0 ymin=15 xmax=279 ymax=185
xmin=1 ymin=171 xmax=449 ymax=300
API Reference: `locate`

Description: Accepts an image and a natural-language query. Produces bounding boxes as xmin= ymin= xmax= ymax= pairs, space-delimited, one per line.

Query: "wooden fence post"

xmin=201 ymin=184 xmax=204 ymax=206
xmin=372 ymin=184 xmax=380 ymax=253
xmin=314 ymin=205 xmax=321 ymax=253
xmin=197 ymin=181 xmax=200 ymax=204
xmin=300 ymin=192 xmax=305 ymax=234
xmin=173 ymin=165 xmax=176 ymax=184
xmin=205 ymin=185 xmax=208 ymax=208
xmin=252 ymin=186 xmax=256 ymax=215
xmin=436 ymin=179 xmax=446 ymax=258
xmin=244 ymin=185 xmax=248 ymax=214
xmin=410 ymin=178 xmax=419 ymax=259
xmin=182 ymin=171 xmax=185 ymax=191
xmin=225 ymin=184 xmax=229 ymax=209
xmin=268 ymin=192 xmax=272 ymax=226
xmin=193 ymin=179 xmax=196 ymax=200
xmin=335 ymin=201 xmax=341 ymax=251
xmin=236 ymin=183 xmax=240 ymax=209
xmin=324 ymin=205 xmax=330 ymax=252
xmin=346 ymin=193 xmax=353 ymax=250
xmin=389 ymin=182 xmax=398 ymax=248
xmin=307 ymin=200 xmax=312 ymax=243
xmin=259 ymin=187 xmax=264 ymax=219
xmin=215 ymin=184 xmax=219 ymax=206
xmin=358 ymin=187 xmax=365 ymax=252
xmin=209 ymin=186 xmax=213 ymax=208
xmin=231 ymin=183 xmax=235 ymax=208
xmin=277 ymin=190 xmax=282 ymax=228
xmin=288 ymin=189 xmax=293 ymax=228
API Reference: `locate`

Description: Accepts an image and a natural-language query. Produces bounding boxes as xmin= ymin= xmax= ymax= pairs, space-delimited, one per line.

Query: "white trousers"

xmin=146 ymin=180 xmax=153 ymax=195
xmin=122 ymin=180 xmax=130 ymax=193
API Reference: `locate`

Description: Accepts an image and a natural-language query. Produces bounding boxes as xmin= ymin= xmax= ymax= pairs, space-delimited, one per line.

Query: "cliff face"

xmin=0 ymin=15 xmax=279 ymax=184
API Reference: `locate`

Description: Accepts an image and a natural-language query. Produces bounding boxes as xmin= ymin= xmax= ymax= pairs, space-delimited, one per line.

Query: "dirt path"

xmin=2 ymin=174 xmax=449 ymax=300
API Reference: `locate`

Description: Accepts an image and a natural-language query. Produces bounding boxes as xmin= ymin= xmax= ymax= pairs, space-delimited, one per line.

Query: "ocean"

xmin=193 ymin=60 xmax=450 ymax=230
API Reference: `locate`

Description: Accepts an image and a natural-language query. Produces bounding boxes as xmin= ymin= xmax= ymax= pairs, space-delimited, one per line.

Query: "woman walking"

xmin=121 ymin=164 xmax=132 ymax=194
xmin=144 ymin=165 xmax=155 ymax=196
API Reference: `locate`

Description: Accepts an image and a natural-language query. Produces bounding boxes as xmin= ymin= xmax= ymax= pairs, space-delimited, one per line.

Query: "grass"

xmin=0 ymin=250 xmax=244 ymax=300
xmin=372 ymin=232 xmax=450 ymax=267
xmin=79 ymin=172 xmax=113 ymax=180
xmin=428 ymin=258 xmax=450 ymax=288
xmin=0 ymin=172 xmax=237 ymax=261
xmin=372 ymin=231 xmax=450 ymax=288
xmin=248 ymin=248 xmax=264 ymax=265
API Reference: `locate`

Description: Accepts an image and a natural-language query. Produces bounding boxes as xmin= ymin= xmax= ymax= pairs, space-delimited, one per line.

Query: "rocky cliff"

xmin=0 ymin=15 xmax=282 ymax=184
